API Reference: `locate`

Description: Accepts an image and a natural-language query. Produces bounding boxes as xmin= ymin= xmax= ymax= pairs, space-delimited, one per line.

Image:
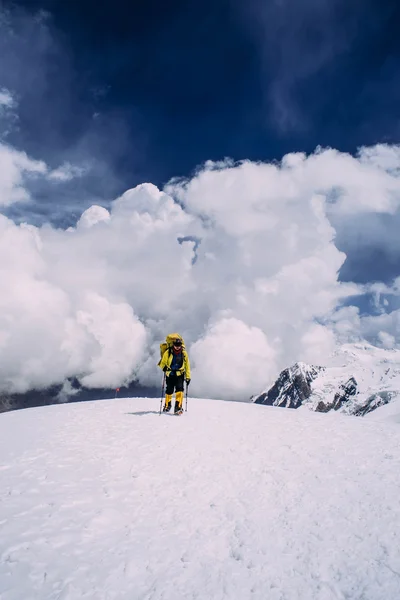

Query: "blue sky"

xmin=2 ymin=0 xmax=399 ymax=192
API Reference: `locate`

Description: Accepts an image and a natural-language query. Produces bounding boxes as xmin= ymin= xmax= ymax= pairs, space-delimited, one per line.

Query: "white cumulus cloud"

xmin=190 ymin=318 xmax=276 ymax=400
xmin=0 ymin=141 xmax=91 ymax=207
xmin=1 ymin=139 xmax=400 ymax=399
xmin=48 ymin=162 xmax=88 ymax=182
xmin=0 ymin=143 xmax=47 ymax=206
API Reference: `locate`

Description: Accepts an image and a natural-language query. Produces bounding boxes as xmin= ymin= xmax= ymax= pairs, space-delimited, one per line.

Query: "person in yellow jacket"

xmin=159 ymin=338 xmax=191 ymax=414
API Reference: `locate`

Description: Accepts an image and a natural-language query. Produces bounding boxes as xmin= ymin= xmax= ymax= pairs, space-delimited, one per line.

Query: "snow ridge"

xmin=0 ymin=397 xmax=400 ymax=599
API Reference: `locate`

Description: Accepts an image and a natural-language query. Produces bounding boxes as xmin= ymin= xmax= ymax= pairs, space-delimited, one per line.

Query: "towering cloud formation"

xmin=1 ymin=111 xmax=400 ymax=398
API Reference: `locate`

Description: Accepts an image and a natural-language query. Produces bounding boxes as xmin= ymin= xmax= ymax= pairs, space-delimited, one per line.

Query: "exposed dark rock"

xmin=350 ymin=391 xmax=395 ymax=417
xmin=315 ymin=377 xmax=358 ymax=413
xmin=254 ymin=363 xmax=323 ymax=409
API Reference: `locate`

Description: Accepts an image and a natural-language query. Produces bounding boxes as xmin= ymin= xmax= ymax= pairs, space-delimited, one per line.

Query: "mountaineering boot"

xmin=163 ymin=394 xmax=172 ymax=412
xmin=174 ymin=401 xmax=183 ymax=415
xmin=174 ymin=391 xmax=184 ymax=414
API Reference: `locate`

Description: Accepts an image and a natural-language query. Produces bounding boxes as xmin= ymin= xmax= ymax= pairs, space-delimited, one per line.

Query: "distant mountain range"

xmin=253 ymin=343 xmax=400 ymax=417
xmin=0 ymin=380 xmax=159 ymax=413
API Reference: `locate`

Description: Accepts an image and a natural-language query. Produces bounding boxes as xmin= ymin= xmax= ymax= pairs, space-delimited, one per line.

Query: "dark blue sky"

xmin=3 ymin=0 xmax=399 ymax=181
xmin=1 ymin=0 xmax=400 ymax=283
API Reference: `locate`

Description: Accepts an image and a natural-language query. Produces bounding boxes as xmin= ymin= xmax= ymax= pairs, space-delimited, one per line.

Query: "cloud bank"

xmin=1 ymin=96 xmax=400 ymax=399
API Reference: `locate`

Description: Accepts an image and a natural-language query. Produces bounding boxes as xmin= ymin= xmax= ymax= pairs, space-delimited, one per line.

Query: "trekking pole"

xmin=159 ymin=373 xmax=166 ymax=415
xmin=185 ymin=380 xmax=189 ymax=412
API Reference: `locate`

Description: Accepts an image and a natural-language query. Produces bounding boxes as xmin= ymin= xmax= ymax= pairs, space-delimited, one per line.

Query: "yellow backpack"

xmin=159 ymin=333 xmax=185 ymax=362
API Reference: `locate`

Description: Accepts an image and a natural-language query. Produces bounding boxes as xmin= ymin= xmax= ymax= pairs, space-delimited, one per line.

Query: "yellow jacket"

xmin=159 ymin=348 xmax=191 ymax=379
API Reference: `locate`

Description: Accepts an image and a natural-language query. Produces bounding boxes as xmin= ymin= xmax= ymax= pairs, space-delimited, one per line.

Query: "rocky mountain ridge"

xmin=253 ymin=343 xmax=400 ymax=417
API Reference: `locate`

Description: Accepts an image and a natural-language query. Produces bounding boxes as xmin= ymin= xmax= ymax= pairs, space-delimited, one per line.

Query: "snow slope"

xmin=366 ymin=396 xmax=400 ymax=424
xmin=1 ymin=397 xmax=400 ymax=600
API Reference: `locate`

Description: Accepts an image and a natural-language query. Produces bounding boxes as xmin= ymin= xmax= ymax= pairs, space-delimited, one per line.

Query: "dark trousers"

xmin=166 ymin=373 xmax=185 ymax=394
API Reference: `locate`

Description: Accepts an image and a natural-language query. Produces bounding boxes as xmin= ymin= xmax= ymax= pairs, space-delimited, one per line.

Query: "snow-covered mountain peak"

xmin=288 ymin=361 xmax=321 ymax=378
xmin=252 ymin=361 xmax=323 ymax=409
xmin=329 ymin=341 xmax=400 ymax=367
xmin=254 ymin=343 xmax=400 ymax=417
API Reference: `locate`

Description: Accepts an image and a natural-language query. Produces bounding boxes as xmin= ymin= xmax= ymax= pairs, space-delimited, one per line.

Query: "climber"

xmin=158 ymin=335 xmax=191 ymax=414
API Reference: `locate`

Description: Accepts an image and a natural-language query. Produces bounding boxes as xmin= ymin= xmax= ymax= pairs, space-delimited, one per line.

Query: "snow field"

xmin=0 ymin=397 xmax=400 ymax=600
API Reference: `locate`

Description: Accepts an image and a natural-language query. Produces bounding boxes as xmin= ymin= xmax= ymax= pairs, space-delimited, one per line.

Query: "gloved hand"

xmin=186 ymin=378 xmax=191 ymax=386
xmin=163 ymin=366 xmax=169 ymax=373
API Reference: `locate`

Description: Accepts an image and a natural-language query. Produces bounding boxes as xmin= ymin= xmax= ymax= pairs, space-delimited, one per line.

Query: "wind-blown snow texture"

xmin=1 ymin=397 xmax=400 ymax=599
xmin=254 ymin=343 xmax=400 ymax=416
